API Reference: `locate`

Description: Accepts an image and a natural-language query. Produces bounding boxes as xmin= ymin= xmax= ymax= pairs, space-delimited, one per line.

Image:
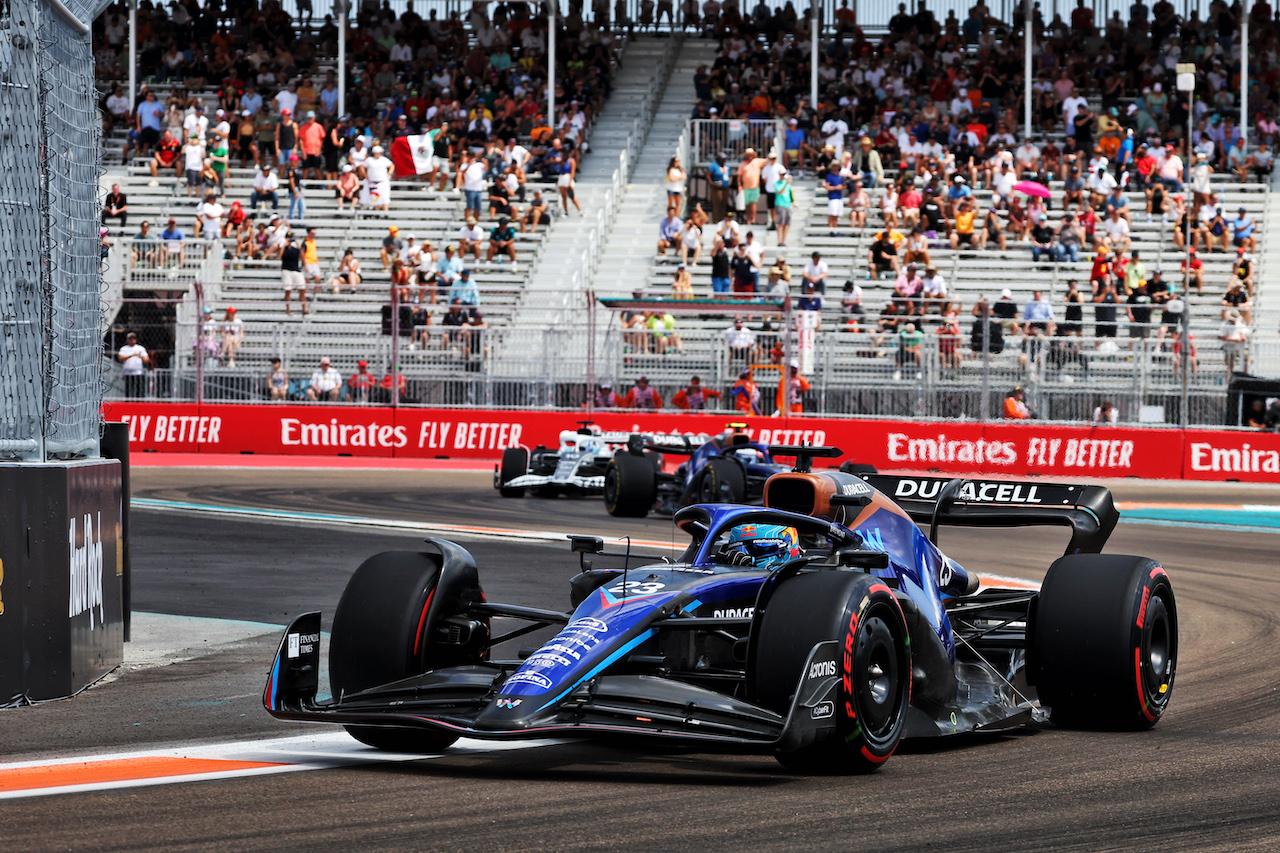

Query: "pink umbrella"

xmin=1013 ymin=180 xmax=1051 ymax=198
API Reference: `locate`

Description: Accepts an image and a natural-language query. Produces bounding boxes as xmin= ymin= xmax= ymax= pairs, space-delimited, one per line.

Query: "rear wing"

xmin=853 ymin=474 xmax=1118 ymax=555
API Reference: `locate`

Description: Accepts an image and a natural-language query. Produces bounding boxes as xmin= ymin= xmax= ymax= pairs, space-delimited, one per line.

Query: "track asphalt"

xmin=2 ymin=468 xmax=1279 ymax=851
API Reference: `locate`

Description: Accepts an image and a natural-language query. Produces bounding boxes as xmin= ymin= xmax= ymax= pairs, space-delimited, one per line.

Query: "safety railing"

xmin=688 ymin=119 xmax=785 ymax=169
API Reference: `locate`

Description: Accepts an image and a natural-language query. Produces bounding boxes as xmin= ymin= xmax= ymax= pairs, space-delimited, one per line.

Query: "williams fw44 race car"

xmin=603 ymin=423 xmax=876 ymax=517
xmin=266 ymin=447 xmax=1177 ymax=773
xmin=494 ymin=422 xmax=636 ymax=498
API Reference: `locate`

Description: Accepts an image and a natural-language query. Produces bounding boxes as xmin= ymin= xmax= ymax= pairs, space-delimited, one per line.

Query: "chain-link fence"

xmin=1 ymin=0 xmax=103 ymax=461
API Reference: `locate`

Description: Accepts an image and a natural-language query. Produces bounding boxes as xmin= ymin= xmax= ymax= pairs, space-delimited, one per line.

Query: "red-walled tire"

xmin=1031 ymin=554 xmax=1177 ymax=730
xmin=330 ymin=550 xmax=480 ymax=752
xmin=750 ymin=571 xmax=911 ymax=773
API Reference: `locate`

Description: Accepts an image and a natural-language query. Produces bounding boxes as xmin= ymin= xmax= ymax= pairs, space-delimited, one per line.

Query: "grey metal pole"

xmin=128 ymin=0 xmax=137 ymax=121
xmin=1024 ymin=0 xmax=1033 ymax=140
xmin=1241 ymin=9 xmax=1249 ymax=149
xmin=338 ymin=2 xmax=347 ymax=118
xmin=810 ymin=2 xmax=819 ymax=109
xmin=1181 ymin=85 xmax=1193 ymax=429
xmin=549 ymin=0 xmax=557 ymax=128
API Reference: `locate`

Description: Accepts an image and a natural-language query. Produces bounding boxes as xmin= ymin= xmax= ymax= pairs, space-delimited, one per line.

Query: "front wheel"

xmin=1031 ymin=554 xmax=1177 ymax=730
xmin=604 ymin=452 xmax=656 ymax=517
xmin=497 ymin=447 xmax=528 ymax=497
xmin=330 ymin=548 xmax=485 ymax=752
xmin=749 ymin=571 xmax=911 ymax=773
xmin=698 ymin=457 xmax=746 ymax=504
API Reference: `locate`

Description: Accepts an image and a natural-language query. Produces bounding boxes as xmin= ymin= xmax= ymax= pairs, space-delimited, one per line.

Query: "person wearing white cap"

xmin=307 ymin=357 xmax=342 ymax=402
xmin=335 ymin=163 xmax=360 ymax=212
xmin=776 ymin=358 xmax=811 ymax=415
xmin=360 ymin=143 xmax=395 ymax=212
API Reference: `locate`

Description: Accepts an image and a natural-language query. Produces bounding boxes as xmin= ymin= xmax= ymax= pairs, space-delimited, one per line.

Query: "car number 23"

xmin=607 ymin=579 xmax=667 ymax=596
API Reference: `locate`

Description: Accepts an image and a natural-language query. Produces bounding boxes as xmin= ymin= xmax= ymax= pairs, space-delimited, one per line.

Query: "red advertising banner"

xmin=1181 ymin=429 xmax=1280 ymax=482
xmin=104 ymin=402 xmax=1278 ymax=482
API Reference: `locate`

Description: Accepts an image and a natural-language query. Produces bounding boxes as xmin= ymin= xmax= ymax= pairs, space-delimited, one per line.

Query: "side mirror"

xmin=569 ymin=535 xmax=604 ymax=555
xmin=837 ymin=549 xmax=890 ymax=570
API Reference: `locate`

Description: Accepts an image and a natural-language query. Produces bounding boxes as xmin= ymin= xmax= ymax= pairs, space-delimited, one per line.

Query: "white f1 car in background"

xmin=494 ymin=422 xmax=644 ymax=498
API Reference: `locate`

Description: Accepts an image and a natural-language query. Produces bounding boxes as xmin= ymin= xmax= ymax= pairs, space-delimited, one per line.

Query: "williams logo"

xmin=495 ymin=698 xmax=523 ymax=709
xmin=69 ymin=512 xmax=105 ymax=628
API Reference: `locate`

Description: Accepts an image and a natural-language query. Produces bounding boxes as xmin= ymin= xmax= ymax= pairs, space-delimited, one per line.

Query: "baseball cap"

xmin=372 ymin=145 xmax=384 ymax=154
xmin=281 ymin=108 xmax=291 ymax=115
xmin=342 ymin=164 xmax=353 ymax=173
xmin=637 ymin=375 xmax=649 ymax=383
xmin=739 ymin=368 xmax=751 ymax=378
xmin=789 ymin=359 xmax=800 ymax=369
xmin=203 ymin=307 xmax=213 ymax=314
xmin=289 ymin=153 xmax=300 ymax=161
xmin=306 ymin=110 xmax=316 ymax=118
xmin=600 ymin=381 xmax=611 ymax=389
xmin=242 ymin=110 xmax=250 ymax=116
xmin=389 ymin=225 xmax=399 ymax=233
xmin=1000 ymin=288 xmax=1012 ymax=298
xmin=320 ymin=356 xmax=331 ymax=364
xmin=226 ymin=307 xmax=236 ymax=314
xmin=167 ymin=217 xmax=176 ymax=224
xmin=358 ymin=359 xmax=368 ymax=367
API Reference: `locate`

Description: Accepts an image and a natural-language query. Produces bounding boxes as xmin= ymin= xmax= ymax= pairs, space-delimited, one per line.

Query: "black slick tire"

xmin=604 ymin=452 xmax=656 ymax=517
xmin=750 ymin=571 xmax=911 ymax=773
xmin=497 ymin=447 xmax=528 ymax=497
xmin=330 ymin=551 xmax=465 ymax=752
xmin=1031 ymin=554 xmax=1177 ymax=730
xmin=698 ymin=457 xmax=746 ymax=504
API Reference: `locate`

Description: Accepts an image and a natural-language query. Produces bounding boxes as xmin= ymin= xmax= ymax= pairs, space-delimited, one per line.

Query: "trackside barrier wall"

xmin=105 ymin=402 xmax=1280 ymax=483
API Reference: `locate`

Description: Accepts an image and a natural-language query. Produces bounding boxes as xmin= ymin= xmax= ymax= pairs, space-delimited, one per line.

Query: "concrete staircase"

xmin=495 ymin=36 xmax=683 ymax=378
xmin=1252 ymin=190 xmax=1280 ymax=376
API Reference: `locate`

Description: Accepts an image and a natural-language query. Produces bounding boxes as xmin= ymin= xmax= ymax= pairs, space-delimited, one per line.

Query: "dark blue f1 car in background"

xmin=266 ymin=447 xmax=1177 ymax=773
xmin=602 ymin=424 xmax=876 ymax=517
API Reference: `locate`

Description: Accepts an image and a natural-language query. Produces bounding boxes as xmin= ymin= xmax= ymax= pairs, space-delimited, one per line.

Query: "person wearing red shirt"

xmin=1181 ymin=247 xmax=1205 ymax=293
xmin=346 ymin=360 xmax=379 ymax=403
xmin=672 ymin=376 xmax=722 ymax=410
xmin=621 ymin=375 xmax=663 ymax=410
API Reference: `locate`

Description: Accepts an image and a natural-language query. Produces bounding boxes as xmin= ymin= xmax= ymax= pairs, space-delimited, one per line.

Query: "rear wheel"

xmin=698 ymin=457 xmax=746 ymax=504
xmin=497 ymin=447 xmax=528 ymax=497
xmin=330 ymin=550 xmax=481 ymax=752
xmin=604 ymin=452 xmax=656 ymax=517
xmin=1031 ymin=554 xmax=1177 ymax=730
xmin=750 ymin=571 xmax=911 ymax=773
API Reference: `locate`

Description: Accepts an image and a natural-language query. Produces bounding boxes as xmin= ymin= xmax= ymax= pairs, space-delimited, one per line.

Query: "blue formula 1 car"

xmin=603 ymin=424 xmax=876 ymax=517
xmin=265 ymin=448 xmax=1177 ymax=773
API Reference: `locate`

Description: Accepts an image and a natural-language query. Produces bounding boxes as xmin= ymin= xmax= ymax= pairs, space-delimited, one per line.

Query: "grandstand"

xmin=94 ymin=0 xmax=1280 ymax=426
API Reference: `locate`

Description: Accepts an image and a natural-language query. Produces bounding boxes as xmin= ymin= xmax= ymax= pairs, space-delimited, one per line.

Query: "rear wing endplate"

xmin=855 ymin=474 xmax=1118 ymax=555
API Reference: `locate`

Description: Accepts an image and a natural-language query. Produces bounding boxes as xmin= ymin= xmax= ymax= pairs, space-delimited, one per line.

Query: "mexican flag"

xmin=390 ymin=130 xmax=439 ymax=176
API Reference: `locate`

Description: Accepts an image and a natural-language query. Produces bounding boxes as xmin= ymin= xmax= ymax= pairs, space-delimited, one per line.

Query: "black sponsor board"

xmin=0 ymin=460 xmax=124 ymax=703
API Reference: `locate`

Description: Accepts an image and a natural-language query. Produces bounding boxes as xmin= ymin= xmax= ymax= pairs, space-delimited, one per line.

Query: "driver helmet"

xmin=725 ymin=524 xmax=800 ymax=569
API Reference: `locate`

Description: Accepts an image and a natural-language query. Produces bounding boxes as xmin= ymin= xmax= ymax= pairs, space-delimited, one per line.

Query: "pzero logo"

xmin=68 ymin=512 xmax=105 ymax=628
xmin=811 ymin=701 xmax=835 ymax=720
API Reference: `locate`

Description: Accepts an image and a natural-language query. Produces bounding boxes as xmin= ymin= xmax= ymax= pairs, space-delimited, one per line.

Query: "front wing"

xmin=503 ymin=473 xmax=605 ymax=491
xmin=266 ymin=613 xmax=846 ymax=751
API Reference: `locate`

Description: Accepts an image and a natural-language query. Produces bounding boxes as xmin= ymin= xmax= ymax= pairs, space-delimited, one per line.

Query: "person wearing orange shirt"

xmin=1003 ymin=386 xmax=1032 ymax=419
xmin=737 ymin=148 xmax=768 ymax=227
xmin=730 ymin=368 xmax=762 ymax=415
xmin=672 ymin=376 xmax=722 ymax=410
xmin=298 ymin=111 xmax=326 ymax=180
xmin=775 ymin=360 xmax=811 ymax=414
